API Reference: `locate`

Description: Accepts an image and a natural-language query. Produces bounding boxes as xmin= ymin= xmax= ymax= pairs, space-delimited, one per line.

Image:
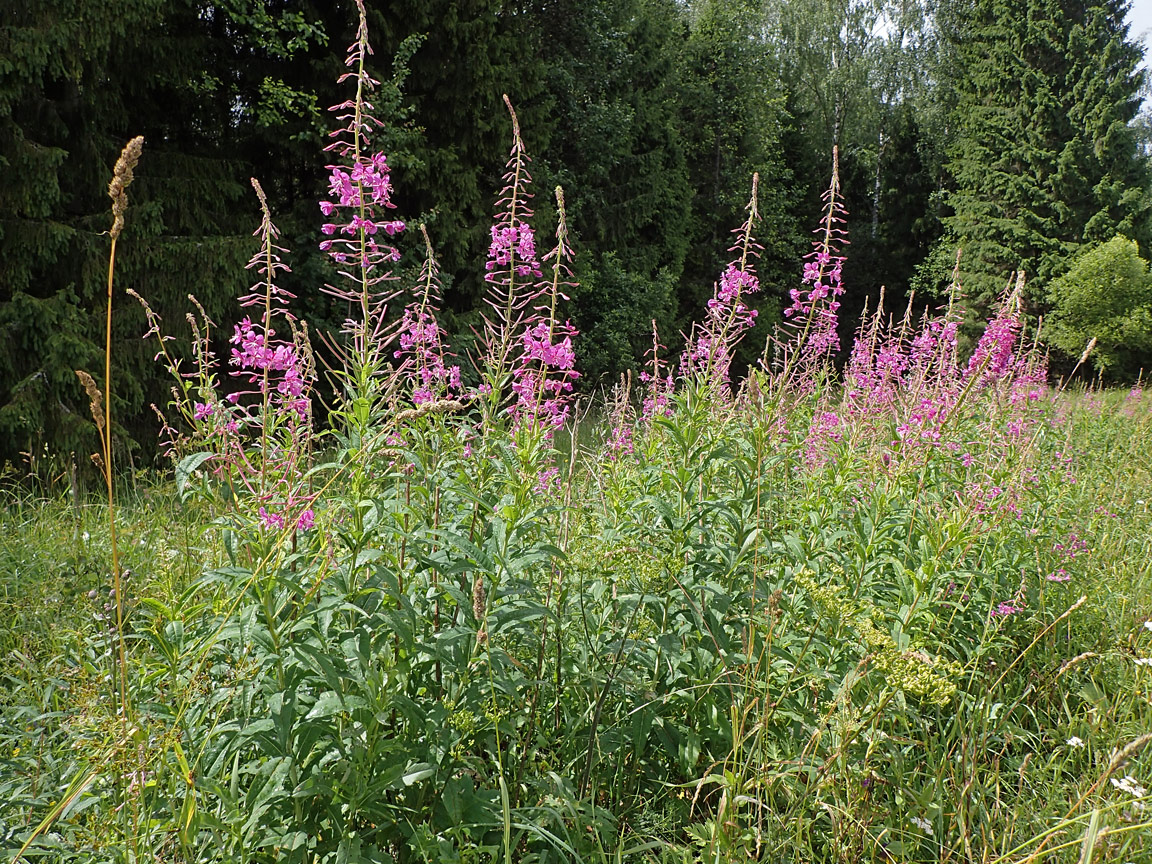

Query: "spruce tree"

xmin=0 ymin=0 xmax=335 ymax=474
xmin=526 ymin=0 xmax=693 ymax=383
xmin=936 ymin=0 xmax=1151 ymax=310
xmin=679 ymin=0 xmax=801 ymax=345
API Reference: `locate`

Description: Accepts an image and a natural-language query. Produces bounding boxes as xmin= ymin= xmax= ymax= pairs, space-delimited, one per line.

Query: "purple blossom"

xmin=486 ymin=222 xmax=543 ymax=281
xmin=804 ymin=411 xmax=843 ymax=469
xmin=228 ymin=317 xmax=308 ymax=416
xmin=510 ymin=321 xmax=580 ymax=433
xmin=640 ymin=372 xmax=675 ymax=421
xmin=965 ymin=293 xmax=1022 ymax=384
xmin=534 ymin=466 xmax=561 ymax=494
xmin=785 ymin=151 xmax=848 ymax=364
xmin=258 ymin=507 xmax=285 ymax=531
xmin=682 ymin=178 xmax=763 ymax=390
xmin=317 ymin=6 xmax=406 ymax=357
xmin=607 ymin=423 xmax=634 ymax=460
xmin=394 ymin=308 xmax=460 ymax=404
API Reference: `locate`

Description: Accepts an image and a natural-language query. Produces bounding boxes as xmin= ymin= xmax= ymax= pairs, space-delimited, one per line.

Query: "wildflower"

xmin=297 ymin=509 xmax=315 ymax=531
xmin=258 ymin=507 xmax=285 ymax=531
xmin=510 ymin=320 xmax=580 ymax=433
xmin=607 ymin=422 xmax=634 ymax=460
xmin=317 ymin=2 xmax=405 ymax=365
xmin=1111 ymin=775 xmax=1147 ymax=798
xmin=478 ymin=97 xmax=550 ymax=382
xmin=785 ymin=151 xmax=847 ymax=362
xmin=534 ymin=466 xmax=561 ymax=494
xmin=1144 ymin=621 xmax=1152 ymax=632
xmin=486 ymin=223 xmax=542 ymax=281
xmin=394 ymin=304 xmax=460 ymax=405
xmin=803 ymin=411 xmax=843 ymax=469
xmin=1046 ymin=570 xmax=1071 ymax=582
xmin=683 ymin=176 xmax=762 ymax=389
xmin=911 ymin=816 xmax=934 ymax=836
xmin=1067 ymin=736 xmax=1085 ymax=748
xmin=193 ymin=402 xmax=214 ymax=421
xmin=640 ymin=371 xmax=674 ymax=420
xmin=965 ymin=281 xmax=1022 ymax=384
xmin=992 ymin=601 xmax=1022 ymax=618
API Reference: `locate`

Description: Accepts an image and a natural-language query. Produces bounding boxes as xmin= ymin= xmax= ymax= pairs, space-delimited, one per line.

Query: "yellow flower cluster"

xmin=798 ymin=569 xmax=961 ymax=706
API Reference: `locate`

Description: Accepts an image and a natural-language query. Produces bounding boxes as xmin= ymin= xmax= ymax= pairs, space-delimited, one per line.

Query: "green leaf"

xmin=175 ymin=451 xmax=215 ymax=499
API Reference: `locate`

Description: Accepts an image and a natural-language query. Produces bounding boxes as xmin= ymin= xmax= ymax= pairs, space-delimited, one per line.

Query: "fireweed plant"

xmin=6 ymin=9 xmax=1152 ymax=864
xmin=681 ymin=173 xmax=763 ymax=399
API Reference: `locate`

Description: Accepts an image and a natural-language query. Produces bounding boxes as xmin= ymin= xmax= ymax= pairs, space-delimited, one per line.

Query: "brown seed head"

xmin=472 ymin=575 xmax=487 ymax=624
xmin=1079 ymin=337 xmax=1098 ymax=366
xmin=108 ymin=136 xmax=144 ymax=240
xmin=75 ymin=370 xmax=105 ymax=434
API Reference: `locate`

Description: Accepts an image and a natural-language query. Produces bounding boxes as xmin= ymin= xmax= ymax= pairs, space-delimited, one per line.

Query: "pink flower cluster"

xmin=394 ymin=309 xmax=461 ymax=405
xmin=318 ymin=153 xmax=405 ymax=267
xmin=230 ymin=318 xmax=308 ymax=418
xmin=684 ymin=264 xmax=761 ymax=386
xmin=681 ymin=179 xmax=763 ymax=391
xmin=895 ymin=397 xmax=949 ymax=445
xmin=708 ymin=265 xmax=760 ymax=331
xmin=316 ymin=5 xmax=407 ymax=352
xmin=607 ymin=423 xmax=634 ymax=460
xmin=965 ymin=309 xmax=1021 ymax=384
xmin=1047 ymin=532 xmax=1089 ymax=582
xmin=640 ymin=372 xmax=675 ymax=421
xmin=788 ymin=248 xmax=845 ymax=357
xmin=510 ymin=321 xmax=580 ymax=432
xmin=258 ymin=505 xmax=315 ymax=532
xmin=534 ymin=466 xmax=561 ymax=494
xmin=804 ymin=411 xmax=843 ymax=469
xmin=486 ymin=223 xmax=542 ymax=281
xmin=786 ymin=154 xmax=849 ymax=363
xmin=909 ymin=318 xmax=959 ymax=374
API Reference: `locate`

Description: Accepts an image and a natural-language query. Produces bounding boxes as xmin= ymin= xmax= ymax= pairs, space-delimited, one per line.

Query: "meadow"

xmin=2 ymin=5 xmax=1152 ymax=862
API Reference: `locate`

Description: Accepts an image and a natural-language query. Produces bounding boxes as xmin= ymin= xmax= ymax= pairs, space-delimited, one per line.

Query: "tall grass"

xmin=2 ymin=7 xmax=1151 ymax=863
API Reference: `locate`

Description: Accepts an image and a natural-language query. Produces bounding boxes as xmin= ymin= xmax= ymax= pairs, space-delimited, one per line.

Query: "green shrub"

xmin=1045 ymin=235 xmax=1152 ymax=375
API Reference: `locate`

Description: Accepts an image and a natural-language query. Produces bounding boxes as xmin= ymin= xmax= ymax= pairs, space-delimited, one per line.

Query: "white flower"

xmin=1111 ymin=775 xmax=1147 ymax=798
xmin=81 ymin=531 xmax=90 ymax=542
xmin=1067 ymin=736 xmax=1085 ymax=748
xmin=1135 ymin=658 xmax=1152 ymax=667
xmin=1144 ymin=621 xmax=1152 ymax=632
xmin=911 ymin=816 xmax=934 ymax=836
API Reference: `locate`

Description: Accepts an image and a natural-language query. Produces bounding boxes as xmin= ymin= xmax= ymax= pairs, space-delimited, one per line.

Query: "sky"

xmin=1131 ymin=0 xmax=1152 ymax=74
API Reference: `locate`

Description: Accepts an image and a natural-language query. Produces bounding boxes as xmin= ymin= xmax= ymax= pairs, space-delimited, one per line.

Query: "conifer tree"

xmin=0 ymin=0 xmax=334 ymax=473
xmin=936 ymin=0 xmax=1151 ymax=309
xmin=679 ymin=0 xmax=801 ymax=341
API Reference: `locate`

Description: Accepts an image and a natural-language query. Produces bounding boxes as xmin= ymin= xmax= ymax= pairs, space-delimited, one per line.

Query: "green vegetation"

xmin=3 ymin=366 xmax=1152 ymax=862
xmin=3 ymin=3 xmax=1152 ymax=862
xmin=1045 ymin=236 xmax=1152 ymax=375
xmin=5 ymin=0 xmax=1149 ymax=468
xmin=932 ymin=0 xmax=1151 ymax=309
